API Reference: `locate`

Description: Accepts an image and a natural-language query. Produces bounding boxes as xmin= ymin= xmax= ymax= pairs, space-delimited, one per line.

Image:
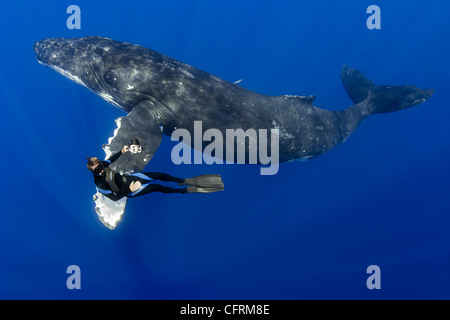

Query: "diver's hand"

xmin=129 ymin=181 xmax=142 ymax=192
xmin=121 ymin=145 xmax=129 ymax=153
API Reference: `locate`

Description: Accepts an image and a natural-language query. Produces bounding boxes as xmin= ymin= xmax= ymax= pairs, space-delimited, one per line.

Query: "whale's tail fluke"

xmin=341 ymin=65 xmax=434 ymax=117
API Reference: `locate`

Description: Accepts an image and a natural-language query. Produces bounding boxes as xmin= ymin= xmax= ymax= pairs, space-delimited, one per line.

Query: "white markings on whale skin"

xmin=180 ymin=68 xmax=195 ymax=79
xmin=272 ymin=120 xmax=294 ymax=139
xmin=50 ymin=65 xmax=88 ymax=88
xmin=99 ymin=92 xmax=114 ymax=103
xmin=98 ymin=91 xmax=122 ymax=108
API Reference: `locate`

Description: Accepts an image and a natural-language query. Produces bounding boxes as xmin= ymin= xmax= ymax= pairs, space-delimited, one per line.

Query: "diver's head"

xmin=86 ymin=157 xmax=104 ymax=176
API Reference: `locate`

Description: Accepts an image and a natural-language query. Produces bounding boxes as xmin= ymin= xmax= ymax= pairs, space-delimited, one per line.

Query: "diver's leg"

xmin=128 ymin=183 xmax=188 ymax=197
xmin=141 ymin=172 xmax=185 ymax=183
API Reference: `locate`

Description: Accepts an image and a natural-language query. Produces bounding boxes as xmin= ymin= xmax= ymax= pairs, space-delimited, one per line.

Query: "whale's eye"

xmin=104 ymin=71 xmax=116 ymax=86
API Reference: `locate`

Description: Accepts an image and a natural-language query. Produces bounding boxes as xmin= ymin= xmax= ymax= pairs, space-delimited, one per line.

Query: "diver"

xmin=87 ymin=145 xmax=224 ymax=201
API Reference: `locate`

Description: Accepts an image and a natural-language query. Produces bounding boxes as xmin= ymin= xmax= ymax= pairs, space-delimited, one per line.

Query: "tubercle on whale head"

xmin=34 ymin=37 xmax=106 ymax=75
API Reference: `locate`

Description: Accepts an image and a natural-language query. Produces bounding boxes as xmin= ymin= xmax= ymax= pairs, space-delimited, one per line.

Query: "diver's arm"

xmin=106 ymin=145 xmax=129 ymax=164
xmin=106 ymin=151 xmax=122 ymax=165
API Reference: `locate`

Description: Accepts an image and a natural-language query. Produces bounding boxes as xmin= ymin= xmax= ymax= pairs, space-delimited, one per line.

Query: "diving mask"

xmin=92 ymin=162 xmax=104 ymax=175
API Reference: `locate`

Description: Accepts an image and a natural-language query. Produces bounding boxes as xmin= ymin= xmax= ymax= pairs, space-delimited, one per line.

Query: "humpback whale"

xmin=34 ymin=36 xmax=434 ymax=229
xmin=33 ymin=36 xmax=434 ymax=172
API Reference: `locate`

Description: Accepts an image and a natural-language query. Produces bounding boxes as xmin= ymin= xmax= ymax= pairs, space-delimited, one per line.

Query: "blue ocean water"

xmin=0 ymin=0 xmax=449 ymax=299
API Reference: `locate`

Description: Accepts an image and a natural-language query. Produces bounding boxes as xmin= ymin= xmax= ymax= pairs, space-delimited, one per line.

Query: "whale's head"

xmin=34 ymin=36 xmax=148 ymax=112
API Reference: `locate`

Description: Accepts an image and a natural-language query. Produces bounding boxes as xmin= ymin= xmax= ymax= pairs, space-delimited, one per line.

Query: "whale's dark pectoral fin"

xmin=102 ymin=100 xmax=163 ymax=174
xmin=342 ymin=65 xmax=434 ymax=115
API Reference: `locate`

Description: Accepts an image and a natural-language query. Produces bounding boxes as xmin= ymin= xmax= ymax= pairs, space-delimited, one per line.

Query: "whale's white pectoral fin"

xmin=94 ymin=100 xmax=163 ymax=229
xmin=93 ymin=191 xmax=127 ymax=230
xmin=102 ymin=99 xmax=163 ymax=174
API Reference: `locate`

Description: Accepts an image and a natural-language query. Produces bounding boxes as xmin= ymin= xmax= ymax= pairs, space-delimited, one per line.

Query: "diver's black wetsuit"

xmin=93 ymin=152 xmax=188 ymax=201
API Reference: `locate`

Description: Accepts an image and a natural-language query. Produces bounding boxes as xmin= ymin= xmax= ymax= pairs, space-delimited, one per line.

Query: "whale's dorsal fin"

xmin=282 ymin=94 xmax=316 ymax=104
